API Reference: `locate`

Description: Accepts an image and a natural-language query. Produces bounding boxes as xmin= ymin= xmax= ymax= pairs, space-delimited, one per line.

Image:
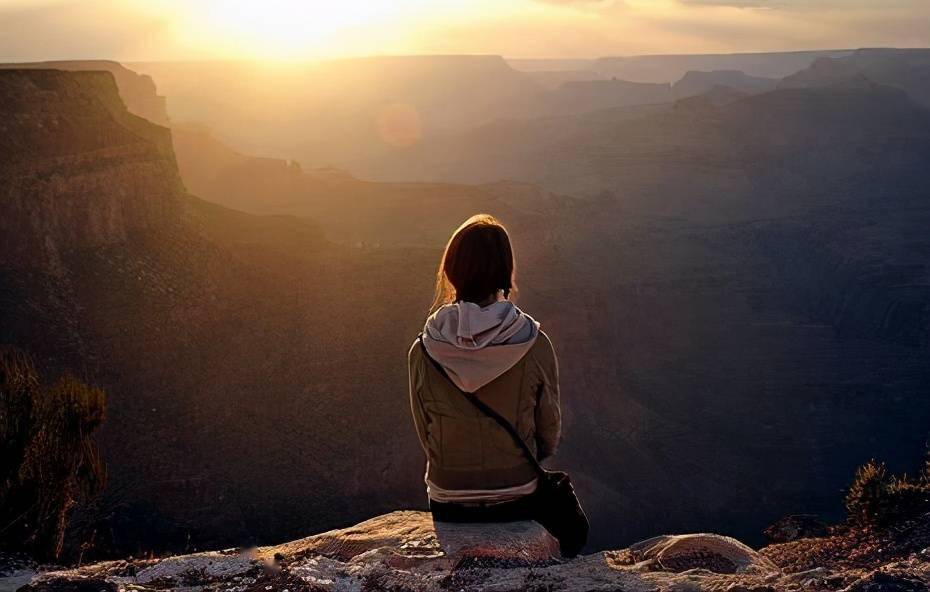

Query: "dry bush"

xmin=846 ymin=455 xmax=930 ymax=528
xmin=0 ymin=348 xmax=107 ymax=560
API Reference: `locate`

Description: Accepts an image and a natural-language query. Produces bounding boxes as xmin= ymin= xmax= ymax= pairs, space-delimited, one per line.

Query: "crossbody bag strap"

xmin=417 ymin=334 xmax=546 ymax=478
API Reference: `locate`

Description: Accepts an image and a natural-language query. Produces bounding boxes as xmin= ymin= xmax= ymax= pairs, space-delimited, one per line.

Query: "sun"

xmin=189 ymin=0 xmax=433 ymax=59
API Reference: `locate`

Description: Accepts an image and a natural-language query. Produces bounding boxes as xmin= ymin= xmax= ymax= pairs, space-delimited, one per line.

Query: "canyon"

xmin=2 ymin=48 xmax=930 ymax=563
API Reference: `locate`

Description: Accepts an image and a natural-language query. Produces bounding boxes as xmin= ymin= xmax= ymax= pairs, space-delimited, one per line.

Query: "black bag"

xmin=417 ymin=336 xmax=589 ymax=557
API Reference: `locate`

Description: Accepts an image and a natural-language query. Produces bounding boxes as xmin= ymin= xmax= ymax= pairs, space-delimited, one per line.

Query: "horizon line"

xmin=7 ymin=46 xmax=929 ymax=66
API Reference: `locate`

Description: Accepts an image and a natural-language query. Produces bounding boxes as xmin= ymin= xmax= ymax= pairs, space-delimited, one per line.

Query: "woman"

xmin=408 ymin=214 xmax=586 ymax=556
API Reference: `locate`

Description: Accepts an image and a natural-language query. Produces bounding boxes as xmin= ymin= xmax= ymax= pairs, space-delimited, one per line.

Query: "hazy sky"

xmin=0 ymin=0 xmax=928 ymax=61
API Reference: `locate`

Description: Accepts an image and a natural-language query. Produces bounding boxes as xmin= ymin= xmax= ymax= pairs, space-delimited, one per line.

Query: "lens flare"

xmin=377 ymin=103 xmax=423 ymax=148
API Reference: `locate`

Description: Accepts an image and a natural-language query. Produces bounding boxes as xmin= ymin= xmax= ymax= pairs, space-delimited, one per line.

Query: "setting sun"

xmin=180 ymin=0 xmax=472 ymax=59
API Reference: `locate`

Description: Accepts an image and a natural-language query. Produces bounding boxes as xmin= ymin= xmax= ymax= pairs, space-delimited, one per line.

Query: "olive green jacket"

xmin=407 ymin=332 xmax=561 ymax=491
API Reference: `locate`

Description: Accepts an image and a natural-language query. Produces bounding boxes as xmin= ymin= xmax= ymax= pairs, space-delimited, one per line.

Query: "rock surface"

xmin=629 ymin=533 xmax=778 ymax=574
xmin=764 ymin=515 xmax=829 ymax=544
xmin=20 ymin=510 xmax=928 ymax=592
xmin=17 ymin=510 xmax=930 ymax=591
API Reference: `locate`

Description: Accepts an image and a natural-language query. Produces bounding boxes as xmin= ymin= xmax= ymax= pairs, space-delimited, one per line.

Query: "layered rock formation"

xmin=0 ymin=69 xmax=180 ymax=269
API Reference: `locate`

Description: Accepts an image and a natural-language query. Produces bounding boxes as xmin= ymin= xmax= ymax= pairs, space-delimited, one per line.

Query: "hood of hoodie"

xmin=422 ymin=300 xmax=540 ymax=392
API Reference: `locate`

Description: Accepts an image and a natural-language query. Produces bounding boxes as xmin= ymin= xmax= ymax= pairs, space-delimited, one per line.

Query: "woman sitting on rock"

xmin=408 ymin=214 xmax=586 ymax=556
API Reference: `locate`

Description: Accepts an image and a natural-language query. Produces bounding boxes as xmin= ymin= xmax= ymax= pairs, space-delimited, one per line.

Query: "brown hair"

xmin=431 ymin=214 xmax=516 ymax=311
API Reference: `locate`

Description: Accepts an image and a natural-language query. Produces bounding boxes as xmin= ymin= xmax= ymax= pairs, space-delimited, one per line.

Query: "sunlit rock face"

xmin=0 ymin=69 xmax=182 ymax=269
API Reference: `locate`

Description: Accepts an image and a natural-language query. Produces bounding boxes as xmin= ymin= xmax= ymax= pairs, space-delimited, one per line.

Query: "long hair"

xmin=431 ymin=214 xmax=516 ymax=312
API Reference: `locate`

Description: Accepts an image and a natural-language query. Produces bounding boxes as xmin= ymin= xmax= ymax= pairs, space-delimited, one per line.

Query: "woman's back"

xmin=406 ymin=213 xmax=586 ymax=557
xmin=408 ymin=326 xmax=560 ymax=493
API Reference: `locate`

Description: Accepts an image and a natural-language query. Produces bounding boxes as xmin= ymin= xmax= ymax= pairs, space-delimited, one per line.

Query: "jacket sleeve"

xmin=408 ymin=340 xmax=430 ymax=454
xmin=534 ymin=332 xmax=562 ymax=461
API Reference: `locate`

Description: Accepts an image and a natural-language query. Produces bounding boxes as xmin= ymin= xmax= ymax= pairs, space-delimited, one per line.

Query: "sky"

xmin=0 ymin=0 xmax=928 ymax=61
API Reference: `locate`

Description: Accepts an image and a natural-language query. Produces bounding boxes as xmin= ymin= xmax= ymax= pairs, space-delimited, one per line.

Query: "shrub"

xmin=0 ymin=348 xmax=107 ymax=560
xmin=845 ymin=455 xmax=930 ymax=528
xmin=845 ymin=460 xmax=888 ymax=525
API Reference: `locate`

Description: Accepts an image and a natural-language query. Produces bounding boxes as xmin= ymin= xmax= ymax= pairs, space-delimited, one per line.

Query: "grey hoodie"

xmin=422 ymin=299 xmax=540 ymax=392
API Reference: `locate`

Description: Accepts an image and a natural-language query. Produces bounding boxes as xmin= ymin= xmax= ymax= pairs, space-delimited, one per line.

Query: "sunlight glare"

xmin=194 ymin=0 xmax=430 ymax=58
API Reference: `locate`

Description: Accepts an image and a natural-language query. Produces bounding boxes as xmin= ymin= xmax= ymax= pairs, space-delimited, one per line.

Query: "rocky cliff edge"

xmin=13 ymin=510 xmax=930 ymax=592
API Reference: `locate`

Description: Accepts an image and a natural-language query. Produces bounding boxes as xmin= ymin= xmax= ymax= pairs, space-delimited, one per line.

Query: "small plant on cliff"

xmin=845 ymin=456 xmax=930 ymax=528
xmin=0 ymin=348 xmax=107 ymax=560
xmin=922 ymin=449 xmax=930 ymax=483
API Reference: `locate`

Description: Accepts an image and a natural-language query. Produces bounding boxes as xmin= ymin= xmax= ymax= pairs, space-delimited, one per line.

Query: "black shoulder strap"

xmin=417 ymin=334 xmax=545 ymax=478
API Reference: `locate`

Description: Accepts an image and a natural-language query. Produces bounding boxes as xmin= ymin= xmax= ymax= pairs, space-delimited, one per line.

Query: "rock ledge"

xmin=15 ymin=511 xmax=930 ymax=592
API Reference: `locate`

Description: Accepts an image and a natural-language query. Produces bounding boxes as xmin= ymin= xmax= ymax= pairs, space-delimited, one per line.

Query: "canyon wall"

xmin=0 ymin=69 xmax=181 ymax=269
